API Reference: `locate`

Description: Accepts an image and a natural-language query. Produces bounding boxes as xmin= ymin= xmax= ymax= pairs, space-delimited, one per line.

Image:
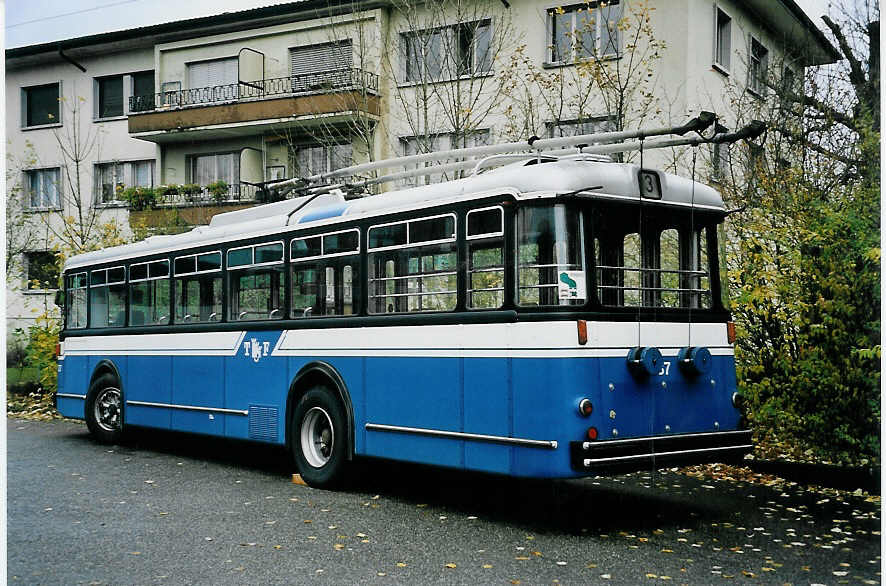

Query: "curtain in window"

xmin=28 ymin=169 xmax=60 ymax=208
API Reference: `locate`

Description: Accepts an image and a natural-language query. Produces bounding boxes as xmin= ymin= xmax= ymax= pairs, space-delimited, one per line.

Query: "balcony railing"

xmin=129 ymin=69 xmax=379 ymax=113
xmin=152 ymin=182 xmax=263 ymax=207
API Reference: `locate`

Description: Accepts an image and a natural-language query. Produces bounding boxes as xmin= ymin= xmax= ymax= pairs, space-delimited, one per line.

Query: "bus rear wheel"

xmin=85 ymin=373 xmax=124 ymax=444
xmin=291 ymin=387 xmax=348 ymax=488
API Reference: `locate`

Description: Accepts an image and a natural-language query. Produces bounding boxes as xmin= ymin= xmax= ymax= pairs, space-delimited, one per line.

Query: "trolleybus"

xmin=56 ymin=115 xmax=755 ymax=487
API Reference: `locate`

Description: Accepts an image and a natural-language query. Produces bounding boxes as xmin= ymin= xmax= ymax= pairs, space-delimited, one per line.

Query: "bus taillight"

xmin=54 ymin=342 xmax=61 ymax=358
xmin=727 ymin=321 xmax=736 ymax=344
xmin=577 ymin=320 xmax=588 ymax=345
xmin=578 ymin=398 xmax=593 ymax=417
xmin=586 ymin=427 xmax=598 ymax=441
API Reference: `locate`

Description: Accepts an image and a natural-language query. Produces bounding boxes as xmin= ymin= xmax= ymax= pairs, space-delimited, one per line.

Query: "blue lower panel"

xmin=464 ymin=358 xmax=511 ymax=474
xmin=364 ymin=357 xmax=462 ymax=468
xmin=171 ymin=356 xmax=224 ymax=435
xmin=126 ymin=356 xmax=172 ymax=429
xmin=57 ymin=396 xmax=85 ymax=419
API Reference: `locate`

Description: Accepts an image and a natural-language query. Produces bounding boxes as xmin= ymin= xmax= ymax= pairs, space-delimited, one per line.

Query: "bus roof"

xmin=64 ymin=159 xmax=724 ymax=271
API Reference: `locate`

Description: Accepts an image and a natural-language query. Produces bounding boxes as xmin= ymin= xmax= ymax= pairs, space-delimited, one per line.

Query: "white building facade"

xmin=5 ymin=0 xmax=837 ymax=333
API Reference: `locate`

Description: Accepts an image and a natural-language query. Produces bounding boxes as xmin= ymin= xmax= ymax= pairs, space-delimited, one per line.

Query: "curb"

xmin=748 ymin=460 xmax=881 ymax=495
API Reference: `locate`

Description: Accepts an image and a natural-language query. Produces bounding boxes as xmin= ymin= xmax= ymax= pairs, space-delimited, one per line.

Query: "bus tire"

xmin=85 ymin=373 xmax=125 ymax=444
xmin=291 ymin=387 xmax=349 ymax=488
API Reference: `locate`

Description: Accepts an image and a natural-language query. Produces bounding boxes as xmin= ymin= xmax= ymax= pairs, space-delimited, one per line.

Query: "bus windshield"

xmin=592 ymin=204 xmax=714 ymax=309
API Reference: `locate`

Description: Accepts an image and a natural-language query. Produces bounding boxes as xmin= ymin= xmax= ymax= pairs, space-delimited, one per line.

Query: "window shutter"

xmin=290 ymin=41 xmax=353 ymax=77
xmin=188 ymin=58 xmax=238 ymax=89
xmin=57 ymin=81 xmax=63 ymax=125
xmin=20 ymin=88 xmax=27 ymax=128
xmin=93 ymin=79 xmax=100 ymax=119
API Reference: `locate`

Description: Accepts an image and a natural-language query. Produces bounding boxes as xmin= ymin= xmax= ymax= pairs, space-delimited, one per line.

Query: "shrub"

xmin=121 ymin=186 xmax=157 ymax=211
xmin=207 ymin=180 xmax=229 ymax=203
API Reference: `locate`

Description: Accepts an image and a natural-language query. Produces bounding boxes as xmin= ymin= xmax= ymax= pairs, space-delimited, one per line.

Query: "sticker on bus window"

xmin=558 ymin=271 xmax=586 ymax=300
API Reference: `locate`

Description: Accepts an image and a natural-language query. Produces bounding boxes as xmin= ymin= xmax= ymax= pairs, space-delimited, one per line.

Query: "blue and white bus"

xmin=57 ymin=133 xmax=753 ymax=488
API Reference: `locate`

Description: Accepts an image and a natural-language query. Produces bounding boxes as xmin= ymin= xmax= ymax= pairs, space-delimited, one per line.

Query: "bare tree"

xmin=6 ymin=140 xmax=43 ymax=286
xmin=381 ymin=0 xmax=517 ymax=181
xmin=500 ymin=0 xmax=665 ymax=159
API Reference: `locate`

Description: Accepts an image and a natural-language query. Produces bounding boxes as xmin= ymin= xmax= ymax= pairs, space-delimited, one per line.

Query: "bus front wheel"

xmin=85 ymin=373 xmax=124 ymax=444
xmin=291 ymin=387 xmax=348 ymax=488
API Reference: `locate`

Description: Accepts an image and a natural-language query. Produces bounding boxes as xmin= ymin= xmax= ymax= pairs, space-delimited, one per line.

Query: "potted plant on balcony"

xmin=180 ymin=183 xmax=203 ymax=204
xmin=121 ymin=186 xmax=157 ymax=211
xmin=207 ymin=180 xmax=229 ymax=204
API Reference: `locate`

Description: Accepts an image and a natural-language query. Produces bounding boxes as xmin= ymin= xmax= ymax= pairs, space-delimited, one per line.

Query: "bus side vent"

xmin=248 ymin=405 xmax=279 ymax=442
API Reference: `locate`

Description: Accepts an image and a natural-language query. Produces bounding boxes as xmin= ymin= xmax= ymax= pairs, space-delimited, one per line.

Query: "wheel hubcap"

xmin=94 ymin=387 xmax=122 ymax=433
xmin=300 ymin=407 xmax=334 ymax=468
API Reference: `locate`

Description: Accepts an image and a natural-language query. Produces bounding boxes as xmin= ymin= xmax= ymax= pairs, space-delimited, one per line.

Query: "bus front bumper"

xmin=570 ymin=429 xmax=753 ymax=474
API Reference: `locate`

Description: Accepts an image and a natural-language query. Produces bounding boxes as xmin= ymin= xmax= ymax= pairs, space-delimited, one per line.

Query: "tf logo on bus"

xmin=243 ymin=337 xmax=270 ymax=363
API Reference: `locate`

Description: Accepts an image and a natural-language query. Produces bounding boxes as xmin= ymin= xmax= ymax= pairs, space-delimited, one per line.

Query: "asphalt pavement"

xmin=7 ymin=418 xmax=882 ymax=585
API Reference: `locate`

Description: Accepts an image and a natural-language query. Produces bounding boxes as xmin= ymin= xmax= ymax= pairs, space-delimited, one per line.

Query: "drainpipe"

xmin=58 ymin=48 xmax=86 ymax=72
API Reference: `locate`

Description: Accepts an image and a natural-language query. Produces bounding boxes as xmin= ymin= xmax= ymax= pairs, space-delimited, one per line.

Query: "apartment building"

xmin=5 ymin=0 xmax=837 ymax=333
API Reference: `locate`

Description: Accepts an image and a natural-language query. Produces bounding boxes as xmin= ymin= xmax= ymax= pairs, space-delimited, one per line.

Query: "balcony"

xmin=128 ymin=69 xmax=381 ymax=142
xmin=127 ymin=183 xmax=267 ymax=233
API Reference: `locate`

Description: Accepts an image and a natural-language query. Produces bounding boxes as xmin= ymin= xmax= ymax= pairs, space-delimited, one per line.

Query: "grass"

xmin=7 ymin=366 xmax=39 ymax=387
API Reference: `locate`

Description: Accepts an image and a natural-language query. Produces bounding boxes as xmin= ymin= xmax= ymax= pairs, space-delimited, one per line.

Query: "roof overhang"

xmin=738 ymin=0 xmax=840 ymax=66
xmin=6 ymin=0 xmax=390 ymax=70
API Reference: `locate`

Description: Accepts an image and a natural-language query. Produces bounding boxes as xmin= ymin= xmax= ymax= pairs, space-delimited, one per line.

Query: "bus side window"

xmin=228 ymin=242 xmax=284 ymax=321
xmin=290 ymin=229 xmax=360 ymax=318
xmin=368 ymin=215 xmax=456 ymax=314
xmin=174 ymin=252 xmax=222 ymax=323
xmin=65 ymin=272 xmax=88 ymax=329
xmin=90 ymin=267 xmax=126 ymax=328
xmin=516 ymin=205 xmax=585 ymax=307
xmin=467 ymin=207 xmax=504 ymax=309
xmin=130 ymin=260 xmax=170 ymax=326
xmin=292 ymin=265 xmax=319 ymax=317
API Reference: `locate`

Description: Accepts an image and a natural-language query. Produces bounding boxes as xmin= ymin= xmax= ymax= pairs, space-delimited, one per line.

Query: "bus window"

xmin=594 ymin=206 xmax=714 ymax=309
xmin=467 ymin=207 xmax=504 ymax=309
xmin=516 ymin=205 xmax=585 ymax=306
xmin=130 ymin=260 xmax=170 ymax=325
xmin=369 ymin=214 xmax=457 ymax=313
xmin=290 ymin=229 xmax=359 ymax=318
xmin=65 ymin=272 xmax=88 ymax=329
xmin=622 ymin=233 xmax=642 ymax=306
xmin=174 ymin=252 xmax=222 ymax=323
xmin=660 ymin=229 xmax=680 ymax=308
xmin=89 ymin=266 xmax=126 ymax=328
xmin=228 ymin=243 xmax=284 ymax=321
xmin=687 ymin=227 xmax=712 ymax=309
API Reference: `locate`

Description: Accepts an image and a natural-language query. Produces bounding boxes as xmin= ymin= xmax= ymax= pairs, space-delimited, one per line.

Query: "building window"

xmin=547 ymin=117 xmax=616 ymax=139
xmin=24 ymin=168 xmax=61 ymax=209
xmin=187 ymin=57 xmax=238 ymax=104
xmin=290 ymin=41 xmax=354 ymax=92
xmin=549 ymin=1 xmax=621 ymax=64
xmin=95 ymin=75 xmax=124 ymax=119
xmin=400 ymin=130 xmax=490 ymax=185
xmin=401 ymin=20 xmax=491 ymax=83
xmin=713 ymin=7 xmax=731 ymax=72
xmin=749 ymin=36 xmax=769 ymax=95
xmin=21 ymin=82 xmax=61 ymax=128
xmin=26 ymin=251 xmax=59 ymax=290
xmin=130 ymin=71 xmax=155 ymax=112
xmin=291 ymin=143 xmax=352 ymax=179
xmin=94 ymin=160 xmax=155 ymax=205
xmin=189 ymin=152 xmax=239 ymax=194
